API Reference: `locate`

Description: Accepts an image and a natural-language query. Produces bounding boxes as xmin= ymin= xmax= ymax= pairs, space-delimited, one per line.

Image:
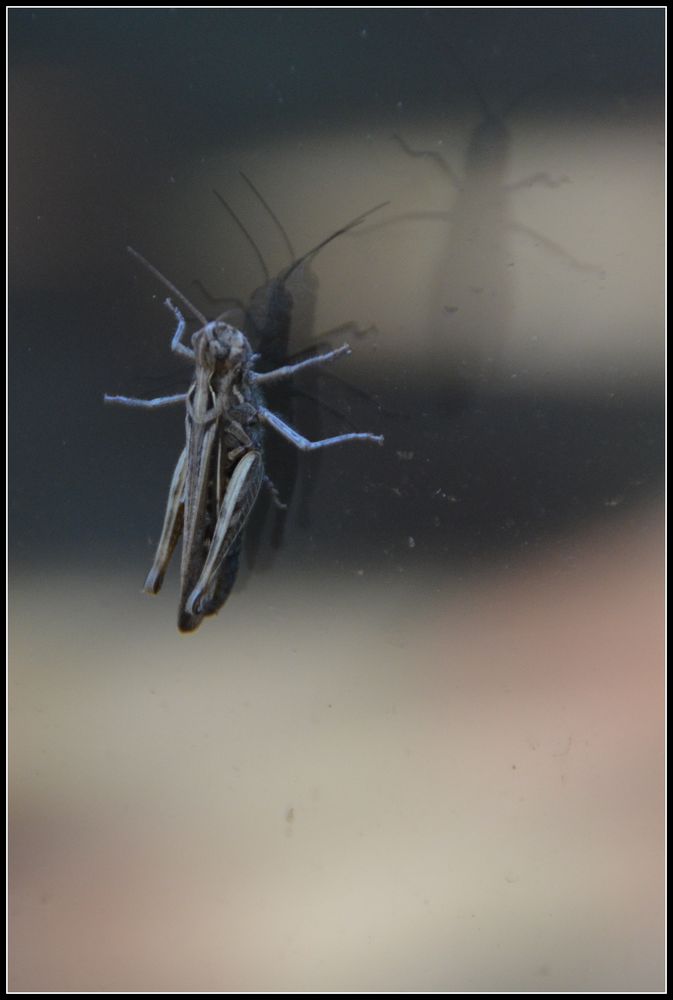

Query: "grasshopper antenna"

xmin=212 ymin=188 xmax=269 ymax=282
xmin=283 ymin=201 xmax=390 ymax=283
xmin=239 ymin=171 xmax=296 ymax=262
xmin=448 ymin=38 xmax=562 ymax=122
xmin=499 ymin=67 xmax=563 ymax=120
xmin=127 ymin=246 xmax=207 ymax=325
xmin=447 ymin=39 xmax=495 ymax=120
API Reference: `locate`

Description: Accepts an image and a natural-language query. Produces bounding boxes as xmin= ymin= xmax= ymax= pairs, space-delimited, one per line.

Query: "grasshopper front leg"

xmin=250 ymin=345 xmax=352 ymax=385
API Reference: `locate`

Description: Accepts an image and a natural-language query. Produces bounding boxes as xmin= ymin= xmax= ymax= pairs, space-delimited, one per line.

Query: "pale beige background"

xmin=10 ymin=506 xmax=664 ymax=991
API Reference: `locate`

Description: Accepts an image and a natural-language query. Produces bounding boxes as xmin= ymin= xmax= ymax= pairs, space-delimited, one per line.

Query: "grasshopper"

xmin=105 ymin=246 xmax=384 ymax=632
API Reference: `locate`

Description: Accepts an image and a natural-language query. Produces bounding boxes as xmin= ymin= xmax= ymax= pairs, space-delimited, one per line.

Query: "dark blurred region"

xmin=9 ymin=9 xmax=664 ymax=573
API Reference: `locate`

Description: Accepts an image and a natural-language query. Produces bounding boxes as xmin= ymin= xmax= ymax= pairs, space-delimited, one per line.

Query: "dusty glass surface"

xmin=9 ymin=9 xmax=664 ymax=991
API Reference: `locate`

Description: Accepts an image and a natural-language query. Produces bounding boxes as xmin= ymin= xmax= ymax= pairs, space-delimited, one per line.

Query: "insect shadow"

xmin=359 ymin=67 xmax=604 ymax=404
xmin=195 ymin=177 xmax=389 ymax=571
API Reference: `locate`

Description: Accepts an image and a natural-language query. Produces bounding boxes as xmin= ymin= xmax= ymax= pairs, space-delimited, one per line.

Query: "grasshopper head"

xmin=193 ymin=321 xmax=253 ymax=372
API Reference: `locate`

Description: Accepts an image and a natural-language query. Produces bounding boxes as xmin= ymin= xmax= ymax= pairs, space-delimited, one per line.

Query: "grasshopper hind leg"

xmin=179 ymin=451 xmax=264 ymax=631
xmin=143 ymin=448 xmax=188 ymax=595
xmin=177 ymin=536 xmax=243 ymax=632
xmin=202 ymin=535 xmax=244 ymax=616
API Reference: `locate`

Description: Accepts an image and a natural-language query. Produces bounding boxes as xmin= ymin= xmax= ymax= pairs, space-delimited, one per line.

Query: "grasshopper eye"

xmin=212 ymin=340 xmax=230 ymax=360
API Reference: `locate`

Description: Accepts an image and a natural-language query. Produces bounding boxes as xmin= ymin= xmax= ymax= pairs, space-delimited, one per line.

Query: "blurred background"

xmin=9 ymin=9 xmax=664 ymax=991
